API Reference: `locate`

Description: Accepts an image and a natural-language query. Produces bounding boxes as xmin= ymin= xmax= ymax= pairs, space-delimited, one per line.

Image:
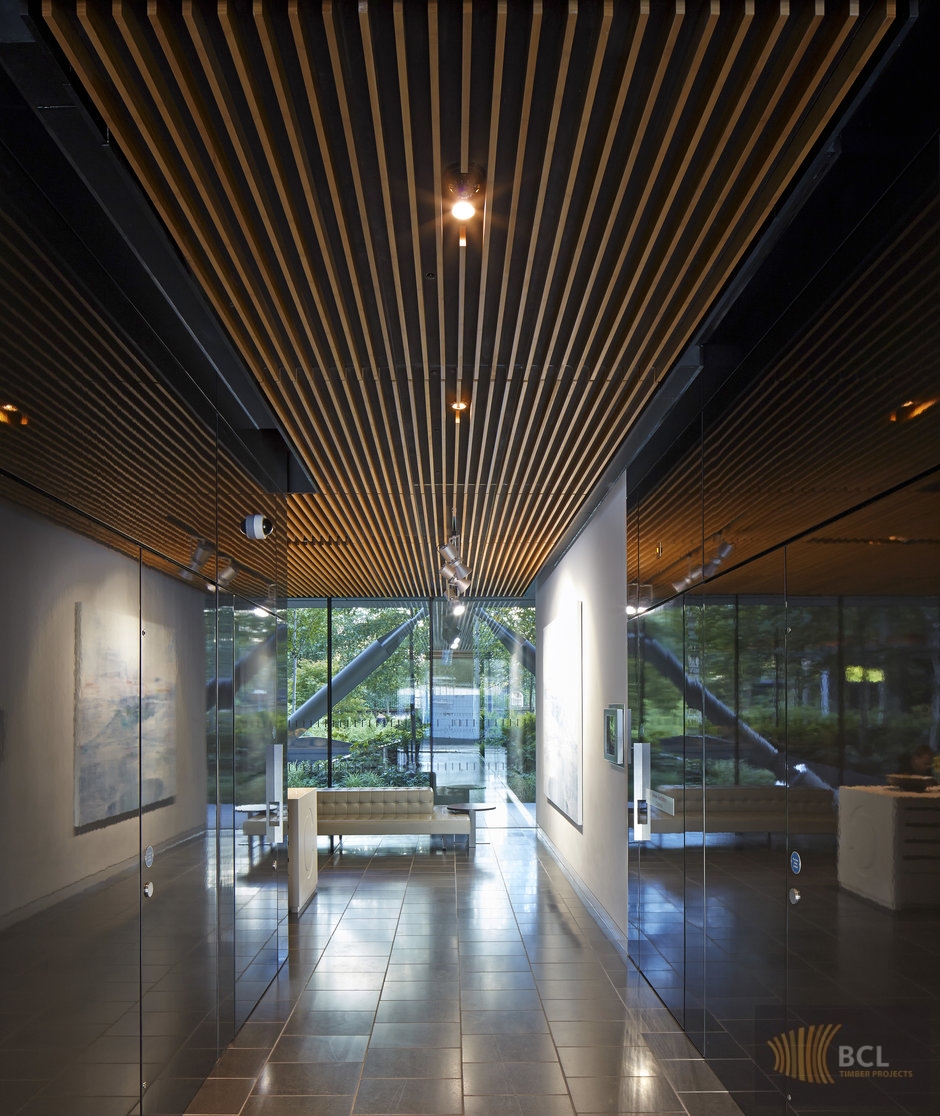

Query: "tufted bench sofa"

xmin=316 ymin=787 xmax=471 ymax=848
xmin=650 ymin=785 xmax=836 ymax=837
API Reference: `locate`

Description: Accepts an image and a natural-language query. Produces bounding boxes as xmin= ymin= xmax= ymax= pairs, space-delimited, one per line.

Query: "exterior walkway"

xmin=185 ymin=825 xmax=743 ymax=1116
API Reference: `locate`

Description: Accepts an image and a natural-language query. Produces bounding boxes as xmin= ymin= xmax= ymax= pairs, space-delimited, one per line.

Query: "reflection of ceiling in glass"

xmin=631 ymin=195 xmax=940 ymax=599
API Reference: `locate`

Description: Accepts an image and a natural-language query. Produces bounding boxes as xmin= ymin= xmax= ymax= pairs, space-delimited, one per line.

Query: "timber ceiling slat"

xmin=636 ymin=201 xmax=940 ymax=596
xmin=181 ymin=2 xmax=325 ymax=381
xmin=616 ymin=5 xmax=838 ymax=378
xmin=317 ymin=1 xmax=424 ymax=592
xmin=218 ymin=3 xmax=344 ymax=377
xmin=356 ymin=2 xmax=427 ymax=590
xmin=482 ymin=2 xmax=614 ymax=571
xmin=13 ymin=0 xmax=904 ymax=599
xmin=473 ymin=2 xmax=578 ymax=586
xmin=392 ymin=0 xmax=436 ymax=572
xmin=492 ymin=1 xmax=699 ymax=577
xmin=493 ymin=2 xmax=690 ymax=582
xmin=465 ymin=2 xmax=542 ymax=573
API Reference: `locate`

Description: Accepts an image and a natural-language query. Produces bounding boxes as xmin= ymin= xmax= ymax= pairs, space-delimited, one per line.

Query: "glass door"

xmin=628 ymin=595 xmax=689 ymax=1025
xmin=229 ymin=598 xmax=284 ymax=1027
xmin=138 ymin=562 xmax=227 ymax=1114
xmin=698 ymin=556 xmax=789 ymax=1114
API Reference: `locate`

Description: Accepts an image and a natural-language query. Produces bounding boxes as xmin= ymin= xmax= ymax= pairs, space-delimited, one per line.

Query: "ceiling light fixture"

xmin=671 ymin=535 xmax=734 ymax=593
xmin=439 ymin=513 xmax=473 ymax=601
xmin=216 ymin=557 xmax=237 ymax=589
xmin=0 ymin=402 xmax=28 ymax=426
xmin=444 ymin=163 xmax=485 ymax=222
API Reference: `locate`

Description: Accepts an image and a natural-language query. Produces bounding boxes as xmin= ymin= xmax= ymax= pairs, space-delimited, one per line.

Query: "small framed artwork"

xmin=603 ymin=705 xmax=624 ymax=766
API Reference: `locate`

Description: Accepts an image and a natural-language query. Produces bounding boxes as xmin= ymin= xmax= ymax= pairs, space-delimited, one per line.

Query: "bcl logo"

xmin=839 ymin=1045 xmax=889 ymax=1068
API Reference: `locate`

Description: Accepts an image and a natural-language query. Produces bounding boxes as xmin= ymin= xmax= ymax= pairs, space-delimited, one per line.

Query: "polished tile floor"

xmin=185 ymin=821 xmax=744 ymax=1116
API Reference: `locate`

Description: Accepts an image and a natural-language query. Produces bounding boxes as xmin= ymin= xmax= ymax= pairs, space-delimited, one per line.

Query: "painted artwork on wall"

xmin=543 ymin=601 xmax=582 ymax=826
xmin=74 ymin=604 xmax=177 ymax=830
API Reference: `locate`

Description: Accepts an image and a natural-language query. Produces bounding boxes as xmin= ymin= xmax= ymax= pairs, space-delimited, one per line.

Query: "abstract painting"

xmin=74 ymin=604 xmax=177 ymax=829
xmin=542 ymin=601 xmax=582 ymax=826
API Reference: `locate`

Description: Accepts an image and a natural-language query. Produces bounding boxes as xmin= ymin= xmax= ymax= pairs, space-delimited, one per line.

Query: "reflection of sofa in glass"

xmin=650 ymin=785 xmax=836 ymax=835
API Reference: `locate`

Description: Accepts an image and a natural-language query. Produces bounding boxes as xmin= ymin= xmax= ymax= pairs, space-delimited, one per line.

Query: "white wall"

xmin=536 ymin=473 xmax=628 ymax=931
xmin=0 ymin=500 xmax=207 ymax=925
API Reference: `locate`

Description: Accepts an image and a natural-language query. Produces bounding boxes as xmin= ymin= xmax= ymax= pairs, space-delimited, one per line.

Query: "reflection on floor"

xmin=631 ymin=833 xmax=939 ymax=1116
xmin=0 ymin=829 xmax=282 ymax=1116
xmin=186 ymin=817 xmax=744 ymax=1116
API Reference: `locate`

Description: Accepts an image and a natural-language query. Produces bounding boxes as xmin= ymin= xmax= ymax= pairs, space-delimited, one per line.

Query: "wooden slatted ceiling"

xmin=30 ymin=0 xmax=896 ymax=599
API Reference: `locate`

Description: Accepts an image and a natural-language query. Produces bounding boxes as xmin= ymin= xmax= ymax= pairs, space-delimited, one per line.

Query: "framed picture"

xmin=604 ymin=704 xmax=624 ymax=766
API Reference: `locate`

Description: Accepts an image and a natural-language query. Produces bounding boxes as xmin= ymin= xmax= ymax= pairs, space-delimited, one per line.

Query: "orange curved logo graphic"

xmin=767 ymin=1023 xmax=843 ymax=1084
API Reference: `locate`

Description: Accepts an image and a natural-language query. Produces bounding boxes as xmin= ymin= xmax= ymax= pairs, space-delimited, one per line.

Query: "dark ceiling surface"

xmin=0 ymin=1 xmax=936 ymax=602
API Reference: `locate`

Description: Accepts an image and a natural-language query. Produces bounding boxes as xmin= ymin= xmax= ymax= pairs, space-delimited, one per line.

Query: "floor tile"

xmin=352 ymin=1076 xmax=462 ymax=1114
xmin=253 ymin=1061 xmax=362 ymax=1095
xmin=460 ymin=1009 xmax=550 ymax=1035
xmin=269 ymin=1035 xmax=370 ymax=1063
xmin=565 ymin=1073 xmax=683 ymax=1113
xmin=362 ymin=1047 xmax=462 ymax=1078
xmin=242 ymin=1097 xmax=354 ymax=1115
xmin=462 ymin=1032 xmax=561 ymax=1063
xmin=463 ymin=1059 xmax=568 ymax=1094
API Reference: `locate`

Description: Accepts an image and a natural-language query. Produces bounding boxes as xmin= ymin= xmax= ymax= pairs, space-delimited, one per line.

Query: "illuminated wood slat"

xmin=466 ymin=4 xmax=555 ymax=584
xmin=391 ymin=0 xmax=438 ymax=579
xmin=636 ymin=208 xmax=939 ymax=593
xmin=355 ymin=4 xmax=428 ymax=587
xmin=482 ymin=1 xmax=615 ymax=568
xmin=314 ymin=3 xmax=425 ymax=588
xmin=52 ymin=2 xmax=275 ymax=379
xmin=466 ymin=1 xmax=548 ymax=576
xmin=488 ymin=1 xmax=690 ymax=581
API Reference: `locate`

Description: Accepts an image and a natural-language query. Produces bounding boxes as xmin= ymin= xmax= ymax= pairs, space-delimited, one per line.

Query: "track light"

xmin=217 ymin=557 xmax=237 ymax=588
xmin=670 ymin=536 xmax=734 ymax=594
xmin=437 ymin=524 xmax=473 ymax=598
xmin=440 ymin=559 xmax=470 ymax=582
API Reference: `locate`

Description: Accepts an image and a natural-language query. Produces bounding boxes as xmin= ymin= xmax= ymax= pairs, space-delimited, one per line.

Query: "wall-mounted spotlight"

xmin=443 ymin=163 xmax=485 ymax=221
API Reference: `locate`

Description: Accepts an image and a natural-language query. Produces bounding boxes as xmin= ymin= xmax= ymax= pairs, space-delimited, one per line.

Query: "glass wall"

xmin=0 ymin=477 xmax=291 ymax=1115
xmin=622 ymin=30 xmax=939 ymax=1105
xmin=629 ymin=487 xmax=939 ymax=1114
xmin=285 ymin=601 xmax=536 ymax=816
xmin=0 ymin=326 xmax=289 ymax=1115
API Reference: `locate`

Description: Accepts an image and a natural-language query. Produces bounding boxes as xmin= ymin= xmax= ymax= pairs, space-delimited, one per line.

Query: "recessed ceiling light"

xmin=889 ymin=398 xmax=937 ymax=422
xmin=444 ymin=163 xmax=485 ymax=223
xmin=0 ymin=403 xmax=28 ymax=426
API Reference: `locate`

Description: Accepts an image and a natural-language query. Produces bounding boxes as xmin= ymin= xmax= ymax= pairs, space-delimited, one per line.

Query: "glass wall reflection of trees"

xmin=283 ymin=602 xmax=536 ymax=806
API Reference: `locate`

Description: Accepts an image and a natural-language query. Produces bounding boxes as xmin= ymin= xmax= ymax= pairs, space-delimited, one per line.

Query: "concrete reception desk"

xmin=838 ymin=785 xmax=940 ymax=910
